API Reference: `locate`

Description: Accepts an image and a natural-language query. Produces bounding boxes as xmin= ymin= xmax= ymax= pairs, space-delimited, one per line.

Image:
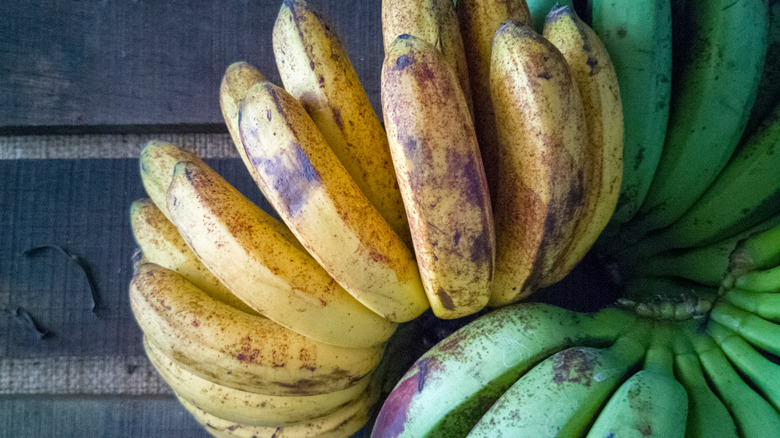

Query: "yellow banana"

xmin=489 ymin=20 xmax=587 ymax=305
xmin=381 ymin=34 xmax=495 ymax=319
xmin=238 ymin=81 xmax=428 ymax=323
xmin=129 ymin=198 xmax=256 ymax=315
xmin=382 ymin=0 xmax=474 ymax=118
xmin=272 ymin=0 xmax=412 ymax=247
xmin=175 ymin=383 xmax=376 ymax=438
xmin=456 ymin=0 xmax=531 ymax=201
xmin=219 ymin=61 xmax=266 ymax=173
xmin=143 ymin=335 xmax=371 ymax=427
xmin=129 ymin=262 xmax=383 ymax=396
xmin=166 ymin=158 xmax=397 ymax=348
xmin=541 ymin=5 xmax=623 ymax=285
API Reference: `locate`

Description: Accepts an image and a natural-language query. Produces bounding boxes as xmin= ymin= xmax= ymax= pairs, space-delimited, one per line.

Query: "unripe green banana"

xmin=166 ymin=159 xmax=397 ymax=348
xmin=707 ymin=322 xmax=780 ymax=411
xmin=591 ymin=0 xmax=672 ymax=228
xmin=542 ymin=5 xmax=623 ymax=285
xmin=733 ymin=265 xmax=780 ymax=292
xmin=744 ymin=0 xmax=780 ymax=134
xmin=456 ymin=0 xmax=531 ymax=201
xmin=272 ymin=0 xmax=412 ymax=248
xmin=673 ymin=352 xmax=738 ymax=438
xmin=624 ymin=0 xmax=768 ymax=240
xmin=709 ymin=300 xmax=780 ymax=356
xmin=489 ymin=20 xmax=587 ymax=304
xmin=468 ymin=328 xmax=648 ymax=437
xmin=729 ymin=218 xmax=780 ymax=277
xmin=380 ymin=34 xmax=495 ymax=319
xmin=724 ymin=288 xmax=780 ymax=321
xmin=371 ymin=303 xmax=635 ymax=437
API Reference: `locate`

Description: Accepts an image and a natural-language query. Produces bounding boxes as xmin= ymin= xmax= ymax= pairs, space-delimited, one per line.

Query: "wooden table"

xmin=1 ymin=1 xmax=616 ymax=436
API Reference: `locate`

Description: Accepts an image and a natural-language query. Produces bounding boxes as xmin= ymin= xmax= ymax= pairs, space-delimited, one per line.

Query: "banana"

xmin=175 ymin=381 xmax=376 ymax=438
xmin=272 ymin=0 xmax=412 ymax=248
xmin=724 ymin=288 xmax=780 ymax=321
xmin=744 ymin=0 xmax=780 ymax=134
xmin=372 ymin=303 xmax=635 ymax=437
xmin=729 ymin=217 xmax=780 ymax=277
xmin=619 ymin=276 xmax=717 ymax=320
xmin=238 ymin=81 xmax=428 ymax=323
xmin=129 ymin=198 xmax=256 ymax=315
xmin=709 ymin=300 xmax=780 ymax=356
xmin=591 ymin=0 xmax=672 ymax=227
xmin=626 ymin=102 xmax=780 ymax=261
xmin=219 ymin=61 xmax=266 ymax=174
xmin=467 ymin=327 xmax=648 ymax=437
xmin=687 ymin=330 xmax=780 ymax=437
xmin=622 ymin=0 xmax=768 ymax=240
xmin=456 ymin=0 xmax=531 ymax=200
xmin=632 ymin=213 xmax=780 ymax=287
xmin=733 ymin=266 xmax=780 ymax=293
xmin=166 ymin=159 xmax=397 ymax=348
xmin=380 ymin=35 xmax=495 ymax=319
xmin=542 ymin=5 xmax=623 ymax=285
xmin=707 ymin=322 xmax=780 ymax=411
xmin=488 ymin=20 xmax=587 ymax=304
xmin=143 ymin=335 xmax=372 ymax=427
xmin=525 ymin=0 xmax=572 ymax=32
xmin=129 ymin=262 xmax=383 ymax=396
xmin=673 ymin=352 xmax=738 ymax=438
xmin=382 ymin=0 xmax=473 ymax=118
xmin=586 ymin=328 xmax=687 ymax=438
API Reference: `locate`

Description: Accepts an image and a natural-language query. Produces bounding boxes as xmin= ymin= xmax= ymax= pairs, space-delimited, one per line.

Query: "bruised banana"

xmin=382 ymin=0 xmax=473 ymax=117
xmin=542 ymin=5 xmax=623 ymax=285
xmin=129 ymin=262 xmax=383 ymax=396
xmin=129 ymin=198 xmax=256 ymax=315
xmin=238 ymin=81 xmax=428 ymax=323
xmin=143 ymin=335 xmax=371 ymax=427
xmin=456 ymin=0 xmax=531 ymax=200
xmin=175 ymin=382 xmax=376 ymax=438
xmin=489 ymin=20 xmax=587 ymax=304
xmin=165 ymin=158 xmax=396 ymax=348
xmin=272 ymin=0 xmax=411 ymax=247
xmin=380 ymin=34 xmax=495 ymax=319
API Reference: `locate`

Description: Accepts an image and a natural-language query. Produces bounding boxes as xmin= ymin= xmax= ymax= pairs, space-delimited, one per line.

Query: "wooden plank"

xmin=0 ymin=0 xmax=384 ymax=132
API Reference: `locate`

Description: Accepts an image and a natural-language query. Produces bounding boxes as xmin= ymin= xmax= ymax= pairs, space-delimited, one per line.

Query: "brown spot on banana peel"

xmin=552 ymin=348 xmax=596 ymax=386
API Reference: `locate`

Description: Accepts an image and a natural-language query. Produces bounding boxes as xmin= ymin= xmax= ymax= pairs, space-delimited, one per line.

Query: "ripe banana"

xmin=489 ymin=20 xmax=587 ymax=304
xmin=525 ymin=0 xmax=572 ymax=32
xmin=129 ymin=198 xmax=256 ymax=315
xmin=219 ymin=61 xmax=266 ymax=174
xmin=143 ymin=335 xmax=371 ymax=427
xmin=586 ymin=333 xmax=687 ymax=438
xmin=371 ymin=303 xmax=635 ymax=437
xmin=687 ymin=329 xmax=780 ymax=437
xmin=591 ymin=0 xmax=672 ymax=227
xmin=468 ymin=328 xmax=648 ymax=437
xmin=272 ymin=0 xmax=412 ymax=247
xmin=542 ymin=5 xmax=623 ymax=285
xmin=673 ymin=352 xmax=738 ymax=438
xmin=456 ymin=0 xmax=531 ymax=200
xmin=238 ymin=80 xmax=428 ymax=323
xmin=382 ymin=0 xmax=474 ymax=118
xmin=626 ymin=102 xmax=780 ymax=260
xmin=175 ymin=381 xmax=376 ymax=438
xmin=129 ymin=262 xmax=383 ymax=396
xmin=380 ymin=34 xmax=494 ymax=319
xmin=706 ymin=322 xmax=780 ymax=411
xmin=165 ymin=159 xmax=397 ymax=348
xmin=623 ymin=0 xmax=768 ymax=240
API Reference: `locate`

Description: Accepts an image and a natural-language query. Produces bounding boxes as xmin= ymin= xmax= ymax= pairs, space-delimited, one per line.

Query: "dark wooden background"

xmin=0 ymin=0 xmax=614 ymax=436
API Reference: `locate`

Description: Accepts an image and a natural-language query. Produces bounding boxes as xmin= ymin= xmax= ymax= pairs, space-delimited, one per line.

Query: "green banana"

xmin=467 ymin=328 xmax=648 ymax=437
xmin=591 ymin=0 xmax=672 ymax=228
xmin=673 ymin=352 xmax=738 ymax=438
xmin=586 ymin=329 xmax=687 ymax=438
xmin=733 ymin=265 xmax=780 ymax=292
xmin=623 ymin=101 xmax=780 ymax=262
xmin=707 ymin=322 xmax=780 ymax=411
xmin=371 ymin=303 xmax=635 ymax=437
xmin=729 ymin=218 xmax=780 ymax=277
xmin=526 ymin=0 xmax=572 ymax=32
xmin=709 ymin=300 xmax=780 ymax=356
xmin=688 ymin=330 xmax=780 ymax=437
xmin=633 ymin=213 xmax=780 ymax=286
xmin=724 ymin=288 xmax=780 ymax=321
xmin=744 ymin=0 xmax=780 ymax=135
xmin=622 ymin=0 xmax=768 ymax=241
